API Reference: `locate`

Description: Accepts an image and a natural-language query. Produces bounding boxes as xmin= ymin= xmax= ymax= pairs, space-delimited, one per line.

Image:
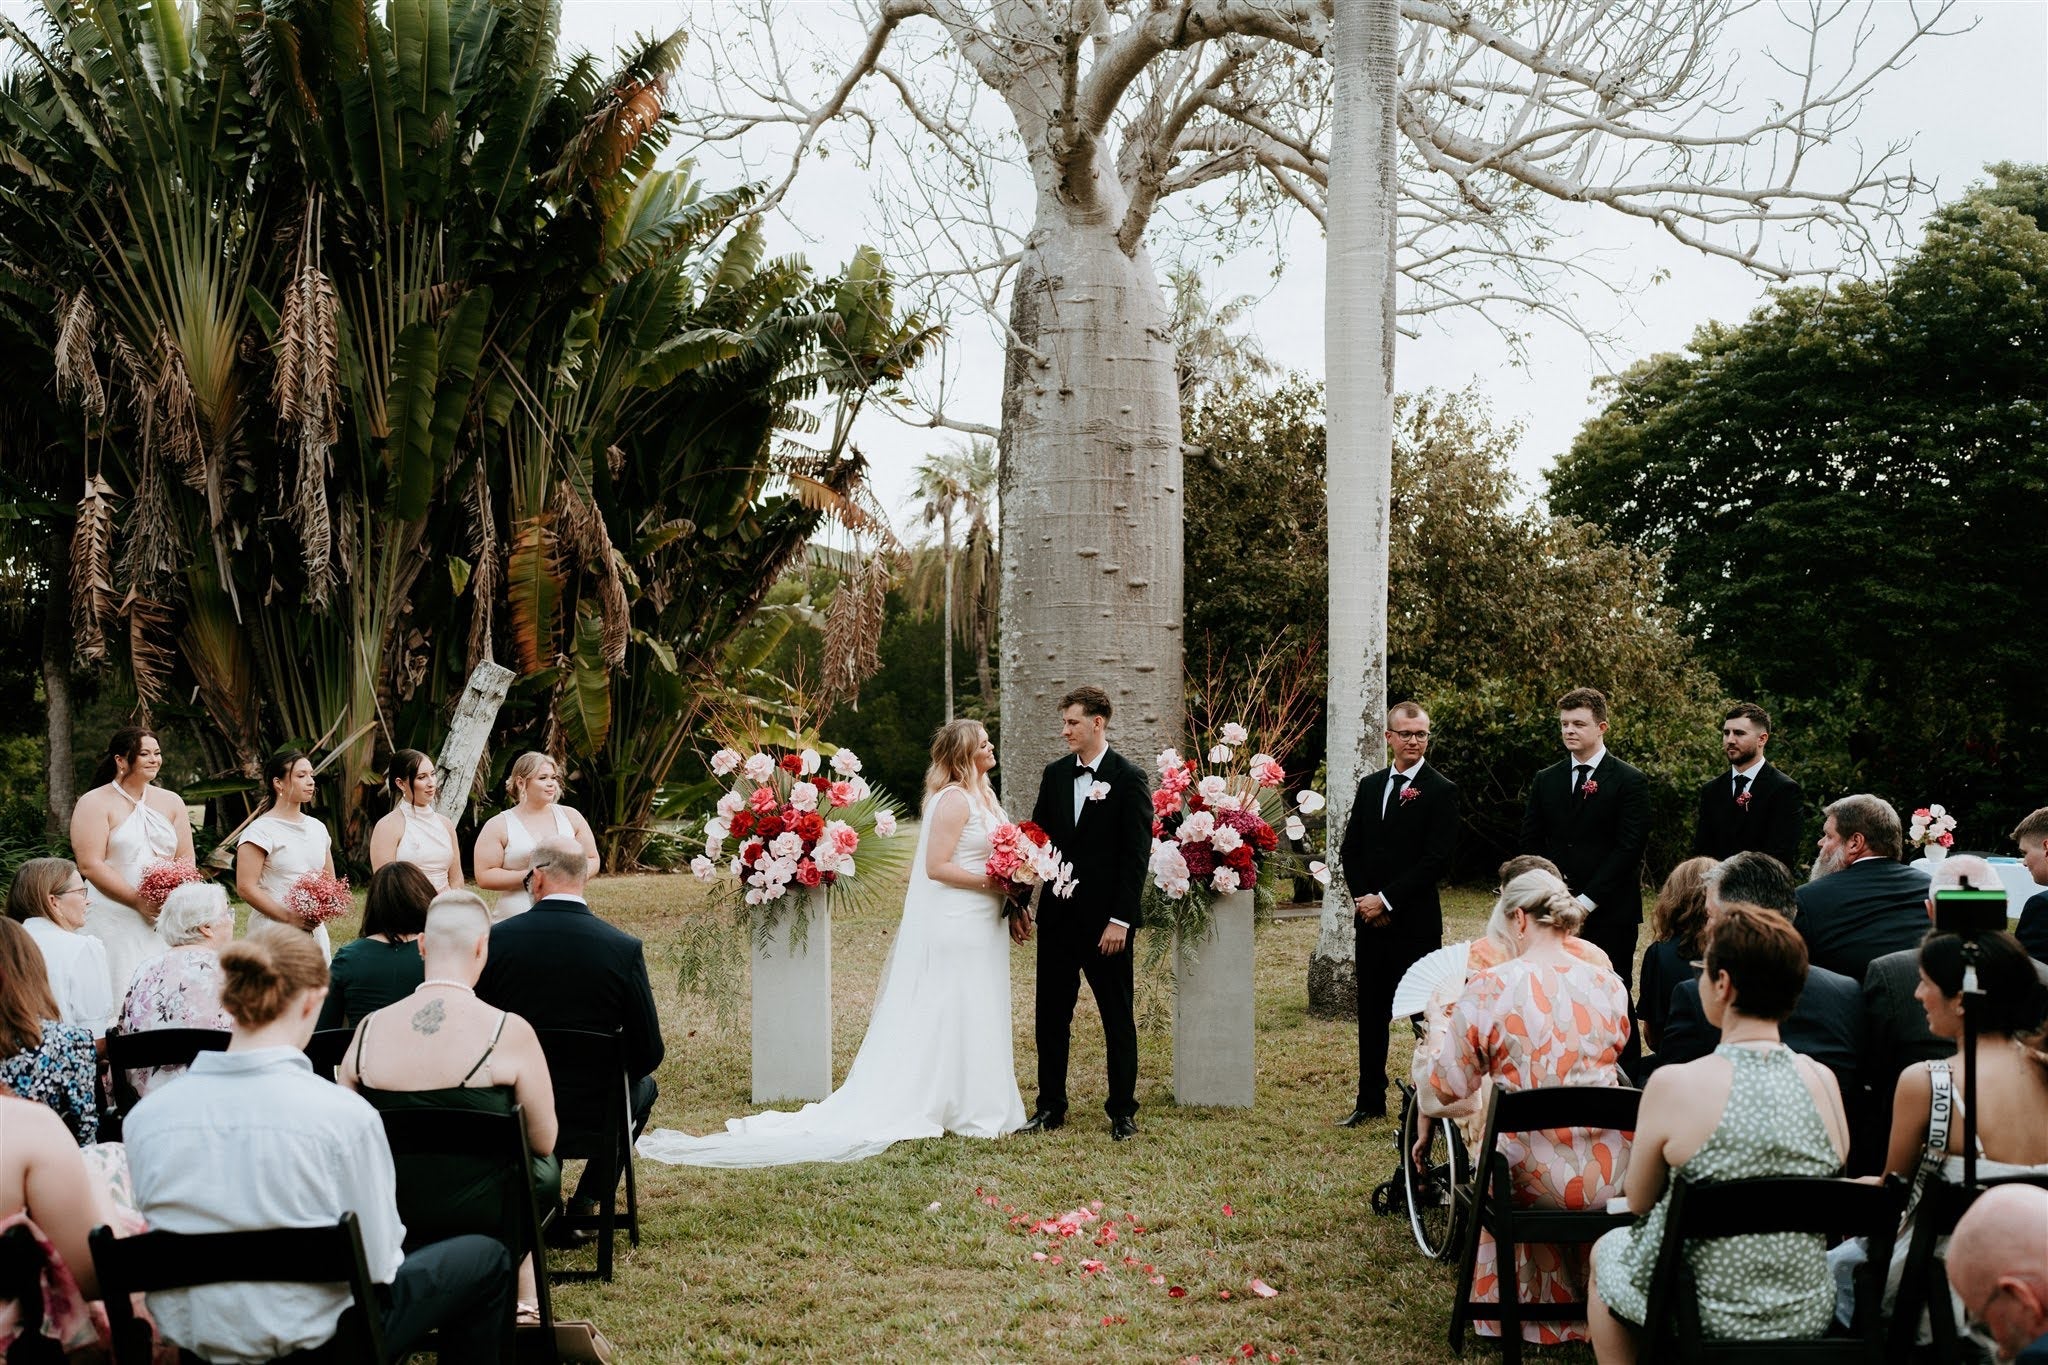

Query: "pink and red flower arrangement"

xmin=690 ymin=745 xmax=899 ymax=909
xmin=136 ymin=859 xmax=204 ymax=918
xmin=985 ymin=820 xmax=1077 ymax=917
xmin=1145 ymin=722 xmax=1328 ymax=913
xmin=284 ymin=871 xmax=352 ymax=928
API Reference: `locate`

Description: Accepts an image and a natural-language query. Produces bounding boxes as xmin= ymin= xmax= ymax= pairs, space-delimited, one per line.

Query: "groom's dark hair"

xmin=1059 ymin=685 xmax=1114 ymax=720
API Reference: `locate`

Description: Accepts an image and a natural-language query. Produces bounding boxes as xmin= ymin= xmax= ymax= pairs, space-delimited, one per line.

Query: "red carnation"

xmin=1249 ymin=821 xmax=1279 ymax=853
xmin=757 ymin=813 xmax=786 ymax=840
xmin=729 ymin=810 xmax=756 ymax=838
xmin=1226 ymin=844 xmax=1256 ymax=872
xmin=819 ymin=869 xmax=838 ymax=885
xmin=1152 ymin=819 xmax=1166 ymax=839
xmin=1181 ymin=842 xmax=1217 ymax=877
xmin=795 ymin=859 xmax=823 ymax=888
xmin=793 ymin=811 xmax=825 ymax=842
xmin=740 ymin=840 xmax=765 ymax=867
xmin=812 ymin=774 xmax=833 ymax=791
xmin=779 ymin=754 xmax=804 ymax=774
xmin=1019 ymin=821 xmax=1050 ymax=847
xmin=1152 ymin=788 xmax=1180 ymax=817
xmin=1187 ymin=793 xmax=1208 ymax=813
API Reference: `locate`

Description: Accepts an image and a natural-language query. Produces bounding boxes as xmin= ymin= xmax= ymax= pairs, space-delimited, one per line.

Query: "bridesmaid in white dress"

xmin=638 ymin=718 xmax=1028 ymax=1167
xmin=234 ymin=750 xmax=339 ymax=960
xmin=472 ymin=753 xmax=599 ymax=920
xmin=70 ymin=726 xmax=192 ymax=1002
xmin=367 ymin=749 xmax=463 ymax=891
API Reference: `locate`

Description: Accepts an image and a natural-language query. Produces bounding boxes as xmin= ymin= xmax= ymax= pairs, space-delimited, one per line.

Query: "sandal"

xmin=516 ymin=1301 xmax=543 ymax=1327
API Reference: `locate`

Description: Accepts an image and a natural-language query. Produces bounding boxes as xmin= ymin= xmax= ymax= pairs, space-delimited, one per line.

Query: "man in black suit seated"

xmin=477 ymin=836 xmax=663 ymax=1222
xmin=1793 ymin=793 xmax=1930 ymax=982
xmin=1692 ymin=702 xmax=1804 ymax=871
xmin=1640 ymin=851 xmax=1861 ymax=1096
xmin=2014 ymin=807 xmax=2048 ymax=963
xmin=1334 ymin=701 xmax=1458 ymax=1125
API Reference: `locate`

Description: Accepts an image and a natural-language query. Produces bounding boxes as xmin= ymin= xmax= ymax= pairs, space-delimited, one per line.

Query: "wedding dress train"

xmin=636 ymin=786 xmax=1027 ymax=1167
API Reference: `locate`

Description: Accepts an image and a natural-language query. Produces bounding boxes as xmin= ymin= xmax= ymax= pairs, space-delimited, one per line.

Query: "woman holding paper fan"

xmin=638 ymin=718 xmax=1031 ymax=1166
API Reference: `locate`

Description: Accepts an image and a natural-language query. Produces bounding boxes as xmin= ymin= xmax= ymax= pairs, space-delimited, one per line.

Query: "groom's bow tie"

xmin=1075 ymin=763 xmax=1096 ymax=779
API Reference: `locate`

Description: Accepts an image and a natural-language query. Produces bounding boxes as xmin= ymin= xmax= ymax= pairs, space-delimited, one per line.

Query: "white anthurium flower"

xmin=1296 ymin=790 xmax=1326 ymax=814
xmin=1285 ymin=815 xmax=1306 ymax=841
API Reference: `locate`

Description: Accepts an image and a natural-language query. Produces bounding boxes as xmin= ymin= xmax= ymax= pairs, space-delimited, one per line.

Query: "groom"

xmin=1022 ymin=685 xmax=1151 ymax=1140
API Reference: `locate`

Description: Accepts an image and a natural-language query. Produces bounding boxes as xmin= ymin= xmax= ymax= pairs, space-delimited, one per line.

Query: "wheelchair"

xmin=1369 ymin=1026 xmax=1469 ymax=1261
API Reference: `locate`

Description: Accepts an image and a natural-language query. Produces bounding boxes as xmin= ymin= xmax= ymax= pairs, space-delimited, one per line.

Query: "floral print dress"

xmin=118 ymin=948 xmax=233 ymax=1098
xmin=1429 ymin=954 xmax=1633 ymax=1344
xmin=0 ymin=1023 xmax=100 ymax=1145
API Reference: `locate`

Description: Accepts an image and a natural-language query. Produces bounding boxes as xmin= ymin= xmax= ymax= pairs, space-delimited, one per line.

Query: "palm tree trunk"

xmin=941 ymin=507 xmax=955 ymax=723
xmin=1311 ymin=0 xmax=1401 ymax=1017
xmin=41 ymin=526 xmax=75 ymax=840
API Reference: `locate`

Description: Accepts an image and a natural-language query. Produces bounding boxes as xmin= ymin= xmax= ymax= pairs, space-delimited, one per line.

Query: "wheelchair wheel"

xmin=1400 ymin=1097 xmax=1466 ymax=1261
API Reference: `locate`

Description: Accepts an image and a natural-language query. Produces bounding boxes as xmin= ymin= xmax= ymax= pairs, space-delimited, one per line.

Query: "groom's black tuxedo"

xmin=1693 ymin=760 xmax=1804 ymax=872
xmin=1518 ymin=752 xmax=1650 ymax=990
xmin=1029 ymin=747 xmax=1151 ymax=1121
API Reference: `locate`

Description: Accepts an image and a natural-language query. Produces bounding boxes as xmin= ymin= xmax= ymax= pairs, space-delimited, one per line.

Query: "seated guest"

xmin=2014 ymin=807 xmax=2048 ymax=964
xmin=1831 ymin=927 xmax=2048 ymax=1343
xmin=1638 ymin=857 xmax=1714 ymax=1054
xmin=124 ymin=924 xmax=514 ymax=1363
xmin=341 ymin=890 xmax=559 ymax=1321
xmin=0 ymin=919 xmax=98 ymax=1144
xmin=1859 ymin=856 xmax=2048 ymax=1170
xmin=1642 ymin=853 xmax=1861 ymax=1094
xmin=1948 ymin=1184 xmax=2048 ymax=1365
xmin=116 ymin=882 xmax=235 ymax=1099
xmin=316 ymin=861 xmax=431 ymax=1032
xmin=6 ymin=858 xmax=112 ymax=1035
xmin=0 ymin=1089 xmax=107 ymax=1355
xmin=477 ymin=836 xmax=661 ymax=1228
xmin=1589 ymin=905 xmax=1851 ymax=1362
xmin=1795 ymin=793 xmax=1930 ymax=982
xmin=1428 ymin=870 xmax=1632 ymax=1347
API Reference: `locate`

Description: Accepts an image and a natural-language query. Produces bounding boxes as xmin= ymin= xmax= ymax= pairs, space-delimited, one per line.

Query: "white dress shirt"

xmin=124 ymin=1048 xmax=407 ymax=1364
xmin=23 ymin=917 xmax=113 ymax=1037
xmin=1568 ymin=747 xmax=1607 ymax=912
xmin=1071 ymin=745 xmax=1129 ymax=930
xmin=1730 ymin=756 xmax=1766 ymax=793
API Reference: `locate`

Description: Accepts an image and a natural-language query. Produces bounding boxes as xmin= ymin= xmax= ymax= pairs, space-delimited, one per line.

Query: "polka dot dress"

xmin=1593 ymin=1043 xmax=1842 ymax=1338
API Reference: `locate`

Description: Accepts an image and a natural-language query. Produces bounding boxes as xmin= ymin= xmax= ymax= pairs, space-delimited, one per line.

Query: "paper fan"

xmin=1390 ymin=941 xmax=1472 ymax=1019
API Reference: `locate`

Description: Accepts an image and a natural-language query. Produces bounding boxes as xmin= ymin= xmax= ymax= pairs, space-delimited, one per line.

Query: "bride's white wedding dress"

xmin=637 ymin=785 xmax=1027 ymax=1166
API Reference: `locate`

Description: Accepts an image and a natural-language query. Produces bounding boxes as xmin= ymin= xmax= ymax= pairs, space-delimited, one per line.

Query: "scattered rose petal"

xmin=1031 ymin=1251 xmax=1048 ymax=1262
xmin=1222 ymin=1203 xmax=1235 ymax=1217
xmin=1168 ymin=1285 xmax=1188 ymax=1298
xmin=1150 ymin=1275 xmax=1166 ymax=1285
xmin=926 ymin=1200 xmax=942 ymax=1212
xmin=1081 ymin=1259 xmax=1106 ymax=1274
xmin=1123 ymin=1255 xmax=1140 ymax=1265
xmin=1240 ymin=1347 xmax=1256 ymax=1359
xmin=1250 ymin=1277 xmax=1279 ymax=1299
xmin=1090 ymin=1200 xmax=1104 ymax=1211
xmin=1049 ymin=1255 xmax=1063 ymax=1265
xmin=1144 ymin=1264 xmax=1156 ymax=1274
xmin=1219 ymin=1289 xmax=1233 ymax=1300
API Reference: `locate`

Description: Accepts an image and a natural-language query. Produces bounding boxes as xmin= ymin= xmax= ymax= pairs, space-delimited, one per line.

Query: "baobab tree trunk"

xmin=1310 ymin=0 xmax=1402 ymax=1017
xmin=941 ymin=506 xmax=955 ymax=723
xmin=998 ymin=213 xmax=1184 ymax=787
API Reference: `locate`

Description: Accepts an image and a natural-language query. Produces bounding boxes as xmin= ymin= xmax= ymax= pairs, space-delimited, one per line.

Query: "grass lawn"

xmin=501 ymin=860 xmax=1593 ymax=1364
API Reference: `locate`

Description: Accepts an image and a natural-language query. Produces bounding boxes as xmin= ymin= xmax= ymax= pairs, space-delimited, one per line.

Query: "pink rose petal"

xmin=1250 ymin=1277 xmax=1279 ymax=1298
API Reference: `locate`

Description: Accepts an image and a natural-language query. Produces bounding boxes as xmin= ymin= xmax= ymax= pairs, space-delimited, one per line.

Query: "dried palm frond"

xmin=818 ymin=551 xmax=893 ymax=714
xmin=550 ymin=479 xmax=630 ymax=669
xmin=120 ymin=590 xmax=176 ymax=722
xmin=70 ymin=475 xmax=117 ymax=665
xmin=118 ymin=445 xmax=182 ymax=589
xmin=154 ymin=327 xmax=205 ymax=488
xmin=292 ymin=439 xmax=334 ymax=606
xmin=598 ymin=550 xmax=629 ymax=669
xmin=467 ymin=463 xmax=499 ymax=669
xmin=54 ymin=292 xmax=105 ymax=419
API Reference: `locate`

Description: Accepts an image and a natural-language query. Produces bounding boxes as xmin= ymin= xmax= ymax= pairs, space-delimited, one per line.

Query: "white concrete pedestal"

xmin=1173 ymin=889 xmax=1256 ymax=1107
xmin=750 ymin=893 xmax=832 ymax=1103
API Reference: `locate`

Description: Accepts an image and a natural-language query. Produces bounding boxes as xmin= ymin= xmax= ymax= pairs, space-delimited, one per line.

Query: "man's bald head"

xmin=421 ymin=891 xmax=492 ymax=974
xmin=1947 ymin=1183 xmax=2048 ymax=1360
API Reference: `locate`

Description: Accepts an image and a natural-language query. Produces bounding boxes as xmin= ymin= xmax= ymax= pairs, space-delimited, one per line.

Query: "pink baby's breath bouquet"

xmin=284 ymin=871 xmax=352 ymax=928
xmin=985 ymin=820 xmax=1077 ymax=920
xmin=136 ymin=859 xmax=203 ymax=918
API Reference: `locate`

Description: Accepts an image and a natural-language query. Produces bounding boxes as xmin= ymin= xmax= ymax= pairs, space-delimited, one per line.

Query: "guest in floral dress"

xmin=0 ymin=919 xmax=99 ymax=1144
xmin=1430 ymin=869 xmax=1633 ymax=1345
xmin=117 ymin=882 xmax=236 ymax=1098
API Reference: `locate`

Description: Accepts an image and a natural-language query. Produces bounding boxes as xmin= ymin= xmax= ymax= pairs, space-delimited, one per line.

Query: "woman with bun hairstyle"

xmin=368 ymin=749 xmax=463 ymax=892
xmin=123 ymin=924 xmax=515 ymax=1364
xmin=470 ymin=752 xmax=599 ymax=920
xmin=70 ymin=726 xmax=192 ymax=1003
xmin=235 ymin=749 xmax=338 ymax=959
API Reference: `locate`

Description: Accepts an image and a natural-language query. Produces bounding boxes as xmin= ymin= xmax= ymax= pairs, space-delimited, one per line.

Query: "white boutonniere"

xmin=1087 ymin=781 xmax=1110 ymax=803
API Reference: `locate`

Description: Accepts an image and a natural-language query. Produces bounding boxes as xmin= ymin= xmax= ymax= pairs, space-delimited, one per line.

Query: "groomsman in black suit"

xmin=1021 ymin=685 xmax=1152 ymax=1141
xmin=1693 ymin=703 xmax=1804 ymax=871
xmin=1518 ymin=687 xmax=1651 ymax=996
xmin=1335 ymin=702 xmax=1457 ymax=1125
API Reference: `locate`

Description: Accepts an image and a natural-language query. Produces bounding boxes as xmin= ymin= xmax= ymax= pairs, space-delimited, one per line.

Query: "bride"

xmin=638 ymin=719 xmax=1028 ymax=1166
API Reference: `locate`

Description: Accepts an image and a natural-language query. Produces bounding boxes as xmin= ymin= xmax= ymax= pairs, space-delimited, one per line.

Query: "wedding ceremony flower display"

xmin=1909 ymin=803 xmax=1958 ymax=851
xmin=135 ymin=859 xmax=203 ymax=918
xmin=284 ymin=871 xmax=351 ymax=928
xmin=985 ymin=821 xmax=1078 ymax=918
xmin=692 ymin=745 xmax=901 ymax=909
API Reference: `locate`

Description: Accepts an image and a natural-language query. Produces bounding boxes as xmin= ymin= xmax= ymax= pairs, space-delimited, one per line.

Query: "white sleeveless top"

xmin=489 ymin=804 xmax=574 ymax=919
xmin=81 ymin=783 xmax=182 ymax=1004
xmin=392 ymin=804 xmax=457 ymax=891
xmin=238 ymin=812 xmax=335 ymax=959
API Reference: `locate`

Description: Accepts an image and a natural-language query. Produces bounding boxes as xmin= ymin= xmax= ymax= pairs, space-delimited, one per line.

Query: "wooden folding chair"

xmin=1887 ymin=1173 xmax=2048 ymax=1363
xmin=99 ymin=1027 xmax=232 ymax=1140
xmin=533 ymin=1027 xmax=640 ymax=1282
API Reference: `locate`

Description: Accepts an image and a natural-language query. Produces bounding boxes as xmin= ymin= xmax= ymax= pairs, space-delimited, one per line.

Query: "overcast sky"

xmin=553 ymin=0 xmax=2041 ymax=538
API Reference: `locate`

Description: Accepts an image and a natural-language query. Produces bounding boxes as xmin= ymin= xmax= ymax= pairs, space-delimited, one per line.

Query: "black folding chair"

xmin=0 ymin=1221 xmax=67 ymax=1363
xmin=533 ymin=1027 xmax=640 ymax=1282
xmin=1641 ymin=1174 xmax=1909 ymax=1363
xmin=90 ymin=1212 xmax=389 ymax=1365
xmin=304 ymin=1027 xmax=355 ymax=1082
xmin=378 ymin=1103 xmax=559 ymax=1364
xmin=100 ymin=1027 xmax=232 ymax=1140
xmin=1888 ymin=1173 xmax=2048 ymax=1363
xmin=1449 ymin=1084 xmax=1642 ymax=1363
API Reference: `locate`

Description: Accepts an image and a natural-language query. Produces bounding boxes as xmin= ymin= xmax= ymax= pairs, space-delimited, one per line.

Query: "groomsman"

xmin=1692 ymin=703 xmax=1804 ymax=871
xmin=1518 ymin=687 xmax=1650 ymax=995
xmin=1336 ymin=702 xmax=1457 ymax=1125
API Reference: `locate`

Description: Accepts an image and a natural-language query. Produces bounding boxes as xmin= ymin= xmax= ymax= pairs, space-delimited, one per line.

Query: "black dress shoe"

xmin=1110 ymin=1116 xmax=1137 ymax=1141
xmin=1335 ymin=1103 xmax=1388 ymax=1128
xmin=1019 ymin=1109 xmax=1066 ymax=1133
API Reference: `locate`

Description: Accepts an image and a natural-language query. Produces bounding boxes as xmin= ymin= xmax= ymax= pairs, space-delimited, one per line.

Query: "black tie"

xmin=1571 ymin=764 xmax=1591 ymax=798
xmin=1384 ymin=774 xmax=1407 ymax=816
xmin=1075 ymin=765 xmax=1095 ymax=781
xmin=1732 ymin=773 xmax=1750 ymax=804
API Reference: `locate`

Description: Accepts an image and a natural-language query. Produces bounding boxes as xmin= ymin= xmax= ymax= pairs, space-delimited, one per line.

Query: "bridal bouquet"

xmin=690 ymin=745 xmax=903 ymax=911
xmin=1143 ymin=722 xmax=1328 ymax=958
xmin=985 ymin=821 xmax=1078 ymax=919
xmin=1909 ymin=804 xmax=1958 ymax=852
xmin=284 ymin=871 xmax=352 ymax=928
xmin=136 ymin=859 xmax=204 ymax=917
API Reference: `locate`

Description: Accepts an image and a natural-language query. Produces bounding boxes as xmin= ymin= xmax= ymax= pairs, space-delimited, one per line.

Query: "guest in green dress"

xmin=339 ymin=889 xmax=559 ymax=1323
xmin=1589 ymin=902 xmax=1852 ymax=1362
xmin=316 ymin=862 xmax=432 ymax=1032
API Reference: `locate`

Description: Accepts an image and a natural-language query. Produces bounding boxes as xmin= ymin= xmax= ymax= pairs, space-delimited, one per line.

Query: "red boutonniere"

xmin=1399 ymin=784 xmax=1421 ymax=804
xmin=1735 ymin=791 xmax=1753 ymax=811
xmin=1580 ymin=778 xmax=1599 ymax=800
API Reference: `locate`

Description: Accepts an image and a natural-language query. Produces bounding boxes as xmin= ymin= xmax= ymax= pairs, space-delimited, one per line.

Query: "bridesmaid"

xmin=69 ymin=726 xmax=192 ymax=1002
xmin=234 ymin=750 xmax=339 ymax=960
xmin=472 ymin=752 xmax=599 ymax=919
xmin=368 ymin=749 xmax=463 ymax=892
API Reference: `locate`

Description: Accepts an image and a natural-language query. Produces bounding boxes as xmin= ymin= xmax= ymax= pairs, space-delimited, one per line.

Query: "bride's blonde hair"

xmin=925 ymin=719 xmax=994 ymax=804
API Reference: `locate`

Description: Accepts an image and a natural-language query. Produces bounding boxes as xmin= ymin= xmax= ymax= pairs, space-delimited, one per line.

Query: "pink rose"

xmin=748 ymin=786 xmax=780 ymax=813
xmin=829 ymin=780 xmax=857 ymax=807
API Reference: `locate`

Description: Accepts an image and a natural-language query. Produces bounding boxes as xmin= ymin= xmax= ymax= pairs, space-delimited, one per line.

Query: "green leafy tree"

xmin=1549 ymin=166 xmax=2048 ymax=848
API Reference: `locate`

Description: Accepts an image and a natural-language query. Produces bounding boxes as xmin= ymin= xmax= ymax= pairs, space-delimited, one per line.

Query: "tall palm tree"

xmin=909 ymin=440 xmax=999 ymax=720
